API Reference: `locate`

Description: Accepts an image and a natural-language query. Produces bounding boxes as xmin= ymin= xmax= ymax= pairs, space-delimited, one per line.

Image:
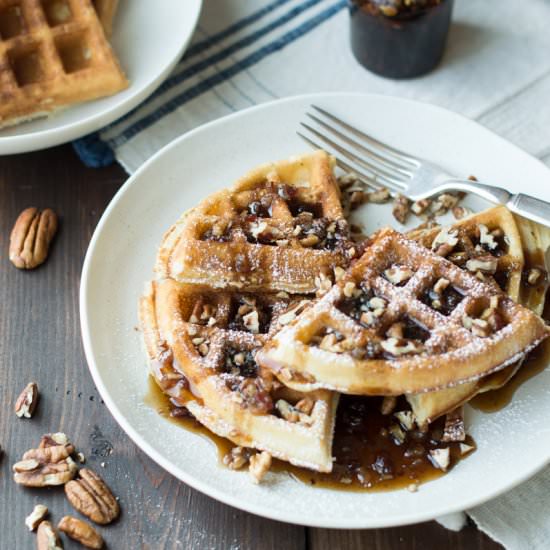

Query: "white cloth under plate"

xmin=97 ymin=1 xmax=550 ymax=547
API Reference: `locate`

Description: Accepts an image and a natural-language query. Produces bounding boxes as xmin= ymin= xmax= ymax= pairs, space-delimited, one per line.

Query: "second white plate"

xmin=0 ymin=0 xmax=202 ymax=154
xmin=80 ymin=92 xmax=550 ymax=528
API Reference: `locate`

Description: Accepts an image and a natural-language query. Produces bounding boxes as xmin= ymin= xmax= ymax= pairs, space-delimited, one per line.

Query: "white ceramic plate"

xmin=80 ymin=93 xmax=550 ymax=528
xmin=0 ymin=0 xmax=202 ymax=155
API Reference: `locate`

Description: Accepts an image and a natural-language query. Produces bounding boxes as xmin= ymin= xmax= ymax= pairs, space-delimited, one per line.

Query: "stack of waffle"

xmin=0 ymin=0 xmax=126 ymax=128
xmin=140 ymin=150 xmax=550 ymax=481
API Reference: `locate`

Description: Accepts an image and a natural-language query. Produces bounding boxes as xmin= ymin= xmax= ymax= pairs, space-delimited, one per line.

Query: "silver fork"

xmin=298 ymin=105 xmax=550 ymax=228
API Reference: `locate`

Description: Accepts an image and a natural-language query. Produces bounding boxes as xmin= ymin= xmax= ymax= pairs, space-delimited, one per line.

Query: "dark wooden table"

xmin=0 ymin=145 xmax=502 ymax=549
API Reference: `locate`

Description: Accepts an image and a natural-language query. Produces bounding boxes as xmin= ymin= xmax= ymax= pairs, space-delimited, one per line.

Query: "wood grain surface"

xmin=0 ymin=145 xmax=502 ymax=549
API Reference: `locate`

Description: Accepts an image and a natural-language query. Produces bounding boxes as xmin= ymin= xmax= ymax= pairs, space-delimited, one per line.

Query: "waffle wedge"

xmin=258 ymin=227 xmax=550 ymax=396
xmin=140 ymin=279 xmax=338 ymax=472
xmin=0 ymin=0 xmax=128 ymax=128
xmin=407 ymin=207 xmax=550 ymax=424
xmin=155 ymin=151 xmax=357 ymax=294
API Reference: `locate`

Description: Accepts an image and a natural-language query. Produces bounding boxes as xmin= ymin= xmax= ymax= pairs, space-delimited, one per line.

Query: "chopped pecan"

xmin=433 ymin=277 xmax=450 ymax=295
xmin=275 ymin=399 xmax=299 ymax=422
xmin=527 ymin=267 xmax=545 ymax=286
xmin=386 ymin=322 xmax=404 ymax=339
xmin=337 ymin=173 xmax=360 ymax=190
xmin=465 ymin=256 xmax=498 ymax=274
xmin=478 ymin=224 xmax=498 ymax=250
xmin=431 ymin=193 xmax=460 ymax=216
xmin=223 ymin=446 xmax=251 ymax=470
xmin=392 ymin=194 xmax=410 ymax=224
xmin=58 ymin=516 xmax=104 ymax=549
xmin=65 ymin=469 xmax=120 ymax=525
xmin=384 ymin=266 xmax=413 ymax=285
xmin=15 ymin=381 xmax=39 ymax=418
xmin=343 ymin=281 xmax=358 ymax=298
xmin=432 ymin=227 xmax=459 ymax=256
xmin=249 ymin=451 xmax=272 ymax=484
xmin=368 ymin=187 xmax=391 ymax=204
xmin=411 ymin=198 xmax=431 ymax=215
xmin=295 ymin=397 xmax=314 ymax=416
xmin=25 ymin=504 xmax=48 ymax=531
xmin=36 ymin=521 xmax=62 ymax=550
xmin=9 ymin=207 xmax=58 ymax=269
xmin=389 ymin=423 xmax=406 ymax=445
xmin=237 ymin=378 xmax=273 ymax=414
xmin=394 ymin=410 xmax=415 ymax=431
xmin=429 ymin=448 xmax=451 ymax=471
xmin=348 ymin=190 xmax=368 ymax=210
xmin=452 ymin=205 xmax=472 ymax=220
xmin=381 ymin=337 xmax=424 ymax=356
xmin=299 ymin=234 xmax=320 ymax=247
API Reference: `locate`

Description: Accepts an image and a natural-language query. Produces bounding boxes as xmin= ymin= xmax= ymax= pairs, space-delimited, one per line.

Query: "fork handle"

xmin=440 ymin=179 xmax=550 ymax=228
xmin=507 ymin=193 xmax=550 ymax=228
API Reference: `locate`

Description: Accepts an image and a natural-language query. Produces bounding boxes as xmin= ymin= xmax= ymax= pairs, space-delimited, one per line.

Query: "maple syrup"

xmin=145 ymin=378 xmax=474 ymax=492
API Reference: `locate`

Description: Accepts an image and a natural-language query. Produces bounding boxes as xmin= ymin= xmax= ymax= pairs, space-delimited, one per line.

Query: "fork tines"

xmin=298 ymin=105 xmax=417 ymax=193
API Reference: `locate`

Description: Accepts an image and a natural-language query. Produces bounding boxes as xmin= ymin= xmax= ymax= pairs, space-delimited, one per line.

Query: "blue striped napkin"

xmin=74 ymin=0 xmax=347 ymax=170
xmin=74 ymin=0 xmax=550 ymax=176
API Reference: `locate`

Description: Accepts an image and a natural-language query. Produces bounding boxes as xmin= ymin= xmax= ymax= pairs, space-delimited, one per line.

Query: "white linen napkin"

xmin=81 ymin=2 xmax=550 ymax=546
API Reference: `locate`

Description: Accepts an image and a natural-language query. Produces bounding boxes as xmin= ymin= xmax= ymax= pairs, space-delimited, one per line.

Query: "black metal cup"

xmin=349 ymin=0 xmax=454 ymax=79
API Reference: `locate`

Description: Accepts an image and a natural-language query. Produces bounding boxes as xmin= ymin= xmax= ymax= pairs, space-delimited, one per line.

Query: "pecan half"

xmin=58 ymin=516 xmax=104 ymax=549
xmin=9 ymin=207 xmax=58 ymax=269
xmin=64 ymin=469 xmax=119 ymax=525
xmin=36 ymin=521 xmax=63 ymax=550
xmin=13 ymin=434 xmax=76 ymax=487
xmin=15 ymin=381 xmax=39 ymax=418
xmin=13 ymin=455 xmax=77 ymax=487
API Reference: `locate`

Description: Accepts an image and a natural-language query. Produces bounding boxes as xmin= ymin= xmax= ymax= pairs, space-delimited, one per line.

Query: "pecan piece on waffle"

xmin=249 ymin=451 xmax=272 ymax=484
xmin=9 ymin=207 xmax=58 ymax=269
xmin=223 ymin=446 xmax=252 ymax=470
xmin=58 ymin=516 xmax=104 ymax=549
xmin=37 ymin=521 xmax=63 ymax=550
xmin=13 ymin=435 xmax=77 ymax=487
xmin=14 ymin=381 xmax=39 ymax=418
xmin=65 ymin=469 xmax=120 ymax=525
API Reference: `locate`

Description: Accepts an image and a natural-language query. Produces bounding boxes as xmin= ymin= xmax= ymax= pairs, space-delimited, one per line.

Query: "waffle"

xmin=140 ymin=279 xmax=338 ymax=472
xmin=92 ymin=0 xmax=118 ymax=35
xmin=0 ymin=0 xmax=128 ymax=128
xmin=258 ymin=227 xmax=550 ymax=396
xmin=155 ymin=151 xmax=357 ymax=295
xmin=407 ymin=208 xmax=550 ymax=424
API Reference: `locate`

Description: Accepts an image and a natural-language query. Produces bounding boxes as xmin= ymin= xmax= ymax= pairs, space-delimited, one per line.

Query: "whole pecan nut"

xmin=36 ymin=521 xmax=63 ymax=550
xmin=65 ymin=469 xmax=119 ymax=525
xmin=13 ymin=435 xmax=76 ymax=487
xmin=14 ymin=382 xmax=39 ymax=418
xmin=58 ymin=516 xmax=104 ymax=549
xmin=9 ymin=207 xmax=58 ymax=269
